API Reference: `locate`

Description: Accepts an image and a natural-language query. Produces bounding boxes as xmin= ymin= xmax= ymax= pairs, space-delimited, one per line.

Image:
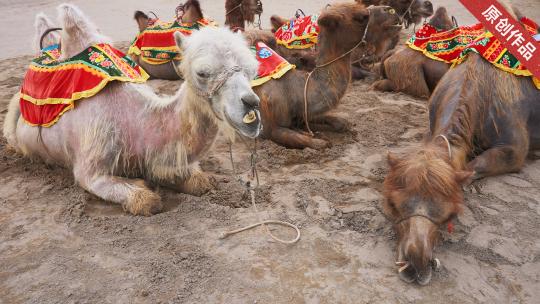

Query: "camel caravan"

xmin=3 ymin=0 xmax=540 ymax=286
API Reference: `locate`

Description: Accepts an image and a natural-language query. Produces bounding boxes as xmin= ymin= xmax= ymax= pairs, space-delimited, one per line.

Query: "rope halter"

xmin=189 ymin=66 xmax=244 ymax=120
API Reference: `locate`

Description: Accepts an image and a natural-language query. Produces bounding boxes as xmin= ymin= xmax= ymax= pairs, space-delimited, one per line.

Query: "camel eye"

xmin=388 ymin=8 xmax=396 ymax=14
xmin=196 ymin=70 xmax=210 ymax=78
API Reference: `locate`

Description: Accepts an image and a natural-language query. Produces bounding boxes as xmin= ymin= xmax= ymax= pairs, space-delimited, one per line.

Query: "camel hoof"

xmin=124 ymin=189 xmax=163 ymax=216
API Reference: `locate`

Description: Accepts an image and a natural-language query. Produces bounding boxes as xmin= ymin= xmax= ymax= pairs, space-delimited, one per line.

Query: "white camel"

xmin=3 ymin=4 xmax=262 ymax=216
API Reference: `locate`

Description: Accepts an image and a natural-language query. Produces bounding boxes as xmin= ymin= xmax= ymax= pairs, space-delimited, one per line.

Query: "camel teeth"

xmin=398 ymin=263 xmax=410 ymax=273
xmin=243 ymin=110 xmax=257 ymax=123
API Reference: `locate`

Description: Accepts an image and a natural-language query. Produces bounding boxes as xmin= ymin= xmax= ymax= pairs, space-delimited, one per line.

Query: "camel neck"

xmin=225 ymin=0 xmax=245 ymax=31
xmin=431 ymin=112 xmax=475 ymax=170
xmin=177 ymin=87 xmax=221 ymax=161
xmin=305 ymin=36 xmax=357 ymax=115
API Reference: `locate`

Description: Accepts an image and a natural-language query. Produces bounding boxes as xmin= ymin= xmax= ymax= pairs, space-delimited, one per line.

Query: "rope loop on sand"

xmin=220 ymin=141 xmax=301 ymax=244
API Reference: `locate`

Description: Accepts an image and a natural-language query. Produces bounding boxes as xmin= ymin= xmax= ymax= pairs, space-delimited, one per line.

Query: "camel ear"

xmin=387 ymin=151 xmax=400 ymax=169
xmin=455 ymin=170 xmax=474 ymax=185
xmin=318 ymin=13 xmax=340 ymax=30
xmin=174 ymin=32 xmax=186 ymax=52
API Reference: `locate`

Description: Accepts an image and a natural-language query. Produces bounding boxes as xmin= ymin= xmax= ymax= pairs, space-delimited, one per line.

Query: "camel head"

xmin=33 ymin=12 xmax=61 ymax=53
xmin=359 ymin=0 xmax=433 ymax=27
xmin=383 ymin=144 xmax=472 ymax=285
xmin=56 ymin=3 xmax=111 ymax=60
xmin=176 ymin=0 xmax=204 ymax=24
xmin=225 ymin=0 xmax=262 ymax=30
xmin=318 ymin=3 xmax=401 ymax=53
xmin=174 ymin=28 xmax=262 ymax=138
xmin=429 ymin=7 xmax=454 ymax=31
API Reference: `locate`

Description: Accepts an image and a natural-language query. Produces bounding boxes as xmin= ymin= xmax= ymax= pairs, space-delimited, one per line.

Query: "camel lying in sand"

xmin=3 ymin=4 xmax=262 ymax=216
xmin=382 ymin=5 xmax=540 ymax=285
xmin=266 ymin=0 xmax=434 ymax=77
xmin=372 ymin=6 xmax=456 ymax=98
xmin=131 ymin=0 xmax=211 ymax=80
xmin=254 ymin=3 xmax=402 ymax=149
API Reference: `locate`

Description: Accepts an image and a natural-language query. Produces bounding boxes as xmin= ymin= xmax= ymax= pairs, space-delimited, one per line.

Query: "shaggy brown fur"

xmin=225 ymin=0 xmax=261 ymax=31
xmin=383 ymin=49 xmax=540 ymax=284
xmin=372 ymin=6 xmax=454 ymax=98
xmin=253 ymin=3 xmax=401 ymax=149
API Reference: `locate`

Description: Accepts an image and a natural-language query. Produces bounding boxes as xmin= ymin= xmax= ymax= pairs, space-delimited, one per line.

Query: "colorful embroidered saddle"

xmin=251 ymin=42 xmax=295 ymax=87
xmin=128 ymin=18 xmax=216 ymax=64
xmin=454 ymin=17 xmax=540 ymax=89
xmin=275 ymin=14 xmax=319 ymax=50
xmin=407 ymin=22 xmax=486 ymax=63
xmin=20 ymin=44 xmax=149 ymax=127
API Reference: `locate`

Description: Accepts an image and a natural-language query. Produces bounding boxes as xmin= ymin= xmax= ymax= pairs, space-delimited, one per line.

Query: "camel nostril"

xmin=241 ymin=94 xmax=260 ymax=108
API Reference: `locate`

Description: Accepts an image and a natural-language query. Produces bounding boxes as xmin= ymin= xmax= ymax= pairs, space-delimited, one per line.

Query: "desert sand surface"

xmin=1 ymin=0 xmax=540 ymax=303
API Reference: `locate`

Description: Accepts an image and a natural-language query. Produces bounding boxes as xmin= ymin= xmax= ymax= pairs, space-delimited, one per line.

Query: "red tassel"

xmin=447 ymin=222 xmax=454 ymax=234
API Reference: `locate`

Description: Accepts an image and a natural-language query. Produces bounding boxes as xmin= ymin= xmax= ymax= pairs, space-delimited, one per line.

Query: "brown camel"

xmin=225 ymin=0 xmax=263 ymax=32
xmin=131 ymin=0 xmax=207 ymax=80
xmin=372 ymin=6 xmax=455 ymax=98
xmin=254 ymin=3 xmax=401 ymax=149
xmin=383 ymin=22 xmax=540 ymax=286
xmin=266 ymin=0 xmax=433 ymax=77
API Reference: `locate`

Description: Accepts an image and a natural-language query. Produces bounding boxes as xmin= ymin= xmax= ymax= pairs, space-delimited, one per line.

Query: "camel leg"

xmin=371 ymin=79 xmax=396 ymax=92
xmin=352 ymin=66 xmax=375 ymax=80
xmin=467 ymin=146 xmax=527 ymax=180
xmin=309 ymin=113 xmax=350 ymax=132
xmin=159 ymin=163 xmax=216 ymax=196
xmin=73 ymin=166 xmax=162 ymax=216
xmin=271 ymin=127 xmax=330 ymax=149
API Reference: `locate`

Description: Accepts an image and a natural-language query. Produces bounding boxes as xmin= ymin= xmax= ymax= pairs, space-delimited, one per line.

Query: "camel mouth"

xmin=414 ymin=6 xmax=434 ymax=19
xmin=225 ymin=109 xmax=262 ymax=139
xmin=397 ymin=259 xmax=438 ymax=285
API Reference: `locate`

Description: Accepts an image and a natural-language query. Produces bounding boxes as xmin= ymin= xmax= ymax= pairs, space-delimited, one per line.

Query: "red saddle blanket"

xmin=274 ymin=14 xmax=319 ymax=50
xmin=251 ymin=42 xmax=295 ymax=87
xmin=128 ymin=18 xmax=216 ymax=64
xmin=407 ymin=22 xmax=486 ymax=63
xmin=453 ymin=17 xmax=540 ymax=89
xmin=20 ymin=44 xmax=149 ymax=127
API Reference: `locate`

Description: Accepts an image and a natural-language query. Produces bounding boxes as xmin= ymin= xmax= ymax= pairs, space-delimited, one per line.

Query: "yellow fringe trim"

xmin=277 ymin=33 xmax=318 ymax=50
xmin=22 ymin=103 xmax=74 ymax=127
xmin=21 ymin=71 xmax=149 ymax=105
xmin=251 ymin=63 xmax=295 ymax=87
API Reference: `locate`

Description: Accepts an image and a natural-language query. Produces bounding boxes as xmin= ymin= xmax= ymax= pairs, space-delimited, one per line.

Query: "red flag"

xmin=459 ymin=0 xmax=540 ymax=79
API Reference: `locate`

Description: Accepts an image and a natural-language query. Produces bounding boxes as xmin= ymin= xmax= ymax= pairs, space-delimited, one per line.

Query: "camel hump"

xmin=33 ymin=12 xmax=59 ymax=52
xmin=134 ymin=10 xmax=149 ymax=20
xmin=58 ymin=3 xmax=97 ymax=34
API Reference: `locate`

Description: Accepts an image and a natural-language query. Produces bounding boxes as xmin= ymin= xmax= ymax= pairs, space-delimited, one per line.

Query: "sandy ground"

xmin=1 ymin=0 xmax=540 ymax=303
